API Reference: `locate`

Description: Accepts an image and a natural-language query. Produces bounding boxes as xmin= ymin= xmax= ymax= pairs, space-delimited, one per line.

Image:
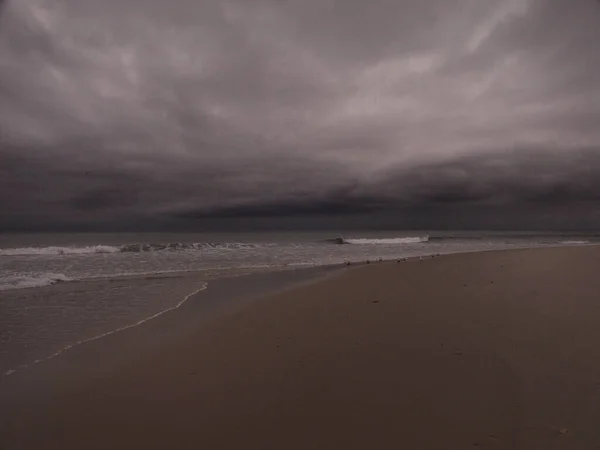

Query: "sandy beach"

xmin=3 ymin=246 xmax=600 ymax=449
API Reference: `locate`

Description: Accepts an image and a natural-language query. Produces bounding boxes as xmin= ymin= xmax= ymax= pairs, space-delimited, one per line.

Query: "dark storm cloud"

xmin=171 ymin=147 xmax=600 ymax=215
xmin=1 ymin=0 xmax=600 ymax=229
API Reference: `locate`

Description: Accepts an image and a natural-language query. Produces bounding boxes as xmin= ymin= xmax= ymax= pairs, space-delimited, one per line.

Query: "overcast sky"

xmin=1 ymin=0 xmax=600 ymax=230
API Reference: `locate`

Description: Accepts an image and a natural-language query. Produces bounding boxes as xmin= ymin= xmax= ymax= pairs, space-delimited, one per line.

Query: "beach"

xmin=2 ymin=246 xmax=600 ymax=449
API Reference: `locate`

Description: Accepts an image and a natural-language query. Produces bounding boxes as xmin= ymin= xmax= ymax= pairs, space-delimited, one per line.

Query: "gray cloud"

xmin=1 ymin=0 xmax=600 ymax=230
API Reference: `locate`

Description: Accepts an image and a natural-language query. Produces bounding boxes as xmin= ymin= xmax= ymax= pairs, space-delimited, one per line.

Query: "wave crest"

xmin=0 ymin=242 xmax=269 ymax=256
xmin=0 ymin=273 xmax=71 ymax=291
xmin=118 ymin=242 xmax=264 ymax=253
xmin=0 ymin=245 xmax=120 ymax=256
xmin=335 ymin=236 xmax=429 ymax=245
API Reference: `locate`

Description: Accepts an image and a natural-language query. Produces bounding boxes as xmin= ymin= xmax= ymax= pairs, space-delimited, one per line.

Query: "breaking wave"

xmin=0 ymin=273 xmax=71 ymax=291
xmin=0 ymin=245 xmax=120 ymax=256
xmin=560 ymin=240 xmax=590 ymax=245
xmin=0 ymin=242 xmax=268 ymax=256
xmin=118 ymin=242 xmax=266 ymax=252
xmin=333 ymin=236 xmax=429 ymax=245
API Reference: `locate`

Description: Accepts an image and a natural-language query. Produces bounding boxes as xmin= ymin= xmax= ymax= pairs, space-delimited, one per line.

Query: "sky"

xmin=1 ymin=0 xmax=600 ymax=231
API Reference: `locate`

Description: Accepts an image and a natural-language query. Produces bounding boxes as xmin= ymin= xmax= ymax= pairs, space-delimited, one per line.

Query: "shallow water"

xmin=3 ymin=230 xmax=595 ymax=290
xmin=0 ymin=230 xmax=596 ymax=375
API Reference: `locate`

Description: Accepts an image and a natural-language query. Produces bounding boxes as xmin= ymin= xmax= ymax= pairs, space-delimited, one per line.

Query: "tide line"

xmin=4 ymin=282 xmax=208 ymax=376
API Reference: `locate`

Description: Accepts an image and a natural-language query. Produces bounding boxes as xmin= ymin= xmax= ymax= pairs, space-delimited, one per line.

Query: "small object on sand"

xmin=366 ymin=260 xmax=371 ymax=264
xmin=345 ymin=261 xmax=351 ymax=266
xmin=558 ymin=428 xmax=569 ymax=436
xmin=371 ymin=300 xmax=379 ymax=304
xmin=378 ymin=257 xmax=383 ymax=262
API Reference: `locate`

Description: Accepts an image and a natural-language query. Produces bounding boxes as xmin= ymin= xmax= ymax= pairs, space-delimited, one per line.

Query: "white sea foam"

xmin=0 ymin=242 xmax=269 ymax=256
xmin=0 ymin=264 xmax=285 ymax=292
xmin=560 ymin=240 xmax=590 ymax=245
xmin=4 ymin=282 xmax=208 ymax=376
xmin=0 ymin=273 xmax=71 ymax=291
xmin=0 ymin=245 xmax=120 ymax=256
xmin=344 ymin=236 xmax=429 ymax=245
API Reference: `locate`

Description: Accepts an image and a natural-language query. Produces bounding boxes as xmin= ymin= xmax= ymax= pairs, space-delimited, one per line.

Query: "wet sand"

xmin=3 ymin=246 xmax=600 ymax=449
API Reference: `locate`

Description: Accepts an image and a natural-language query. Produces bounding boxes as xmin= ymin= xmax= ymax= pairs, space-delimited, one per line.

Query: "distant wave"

xmin=0 ymin=273 xmax=71 ymax=291
xmin=0 ymin=242 xmax=268 ymax=256
xmin=118 ymin=242 xmax=266 ymax=252
xmin=428 ymin=233 xmax=600 ymax=243
xmin=560 ymin=240 xmax=590 ymax=245
xmin=0 ymin=245 xmax=121 ymax=256
xmin=332 ymin=236 xmax=429 ymax=245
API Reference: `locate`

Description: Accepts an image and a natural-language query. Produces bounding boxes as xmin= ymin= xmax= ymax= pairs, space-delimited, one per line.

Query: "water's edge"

xmin=1 ymin=263 xmax=342 ymax=383
xmin=1 ymin=245 xmax=598 ymax=412
xmin=4 ymin=243 xmax=597 ymax=376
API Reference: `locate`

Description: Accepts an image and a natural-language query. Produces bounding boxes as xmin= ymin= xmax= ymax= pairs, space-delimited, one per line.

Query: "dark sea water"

xmin=0 ymin=230 xmax=597 ymax=375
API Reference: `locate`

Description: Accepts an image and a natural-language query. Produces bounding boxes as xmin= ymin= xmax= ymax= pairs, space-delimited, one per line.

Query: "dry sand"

xmin=3 ymin=246 xmax=600 ymax=449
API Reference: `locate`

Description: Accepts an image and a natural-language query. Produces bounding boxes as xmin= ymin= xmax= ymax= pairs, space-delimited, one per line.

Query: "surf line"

xmin=4 ymin=282 xmax=208 ymax=376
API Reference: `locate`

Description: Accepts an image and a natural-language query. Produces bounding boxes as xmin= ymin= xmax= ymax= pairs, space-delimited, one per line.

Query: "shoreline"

xmin=1 ymin=263 xmax=348 ymax=377
xmin=3 ymin=243 xmax=597 ymax=377
xmin=3 ymin=245 xmax=600 ymax=448
xmin=3 ymin=283 xmax=208 ymax=377
xmin=0 ymin=263 xmax=345 ymax=406
xmin=3 ymin=240 xmax=596 ymax=293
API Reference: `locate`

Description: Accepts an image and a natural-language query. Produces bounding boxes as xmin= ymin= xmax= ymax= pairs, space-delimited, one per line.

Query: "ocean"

xmin=0 ymin=230 xmax=597 ymax=375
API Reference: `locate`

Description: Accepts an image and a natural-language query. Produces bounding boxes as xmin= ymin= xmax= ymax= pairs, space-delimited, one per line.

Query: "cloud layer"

xmin=1 ymin=0 xmax=600 ymax=229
